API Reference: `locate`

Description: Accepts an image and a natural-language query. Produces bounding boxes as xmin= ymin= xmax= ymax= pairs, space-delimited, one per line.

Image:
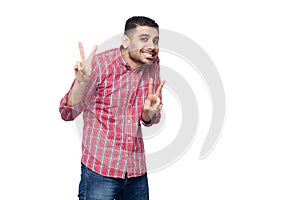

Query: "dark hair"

xmin=124 ymin=16 xmax=159 ymax=35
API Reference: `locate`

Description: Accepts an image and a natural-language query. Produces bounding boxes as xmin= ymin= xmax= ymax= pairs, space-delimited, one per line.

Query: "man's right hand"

xmin=74 ymin=42 xmax=98 ymax=83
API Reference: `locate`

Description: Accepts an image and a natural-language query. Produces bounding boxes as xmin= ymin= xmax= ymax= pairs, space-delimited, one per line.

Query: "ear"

xmin=122 ymin=34 xmax=129 ymax=48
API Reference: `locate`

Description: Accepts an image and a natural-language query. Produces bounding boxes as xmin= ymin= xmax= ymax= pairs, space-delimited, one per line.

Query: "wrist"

xmin=67 ymin=80 xmax=89 ymax=106
xmin=75 ymin=79 xmax=90 ymax=86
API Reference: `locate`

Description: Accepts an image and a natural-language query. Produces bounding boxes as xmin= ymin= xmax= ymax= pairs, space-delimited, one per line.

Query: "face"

xmin=122 ymin=26 xmax=159 ymax=68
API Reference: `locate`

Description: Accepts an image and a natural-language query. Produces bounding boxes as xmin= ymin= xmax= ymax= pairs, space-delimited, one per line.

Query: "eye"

xmin=153 ymin=38 xmax=159 ymax=45
xmin=140 ymin=37 xmax=148 ymax=42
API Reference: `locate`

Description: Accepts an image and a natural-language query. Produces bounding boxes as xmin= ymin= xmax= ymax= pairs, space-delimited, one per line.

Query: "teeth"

xmin=144 ymin=52 xmax=154 ymax=58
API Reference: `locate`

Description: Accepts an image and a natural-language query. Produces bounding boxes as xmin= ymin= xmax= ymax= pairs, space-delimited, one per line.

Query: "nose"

xmin=146 ymin=40 xmax=158 ymax=51
xmin=147 ymin=41 xmax=155 ymax=49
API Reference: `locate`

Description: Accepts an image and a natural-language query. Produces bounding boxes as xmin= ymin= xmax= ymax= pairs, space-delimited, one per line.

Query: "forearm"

xmin=67 ymin=80 xmax=89 ymax=106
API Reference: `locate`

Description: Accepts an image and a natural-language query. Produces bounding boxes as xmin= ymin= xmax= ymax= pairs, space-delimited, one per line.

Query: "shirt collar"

xmin=117 ymin=46 xmax=131 ymax=70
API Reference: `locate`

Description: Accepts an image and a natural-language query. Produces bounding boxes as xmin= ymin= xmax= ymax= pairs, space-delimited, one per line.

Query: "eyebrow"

xmin=138 ymin=34 xmax=151 ymax=38
xmin=138 ymin=34 xmax=159 ymax=40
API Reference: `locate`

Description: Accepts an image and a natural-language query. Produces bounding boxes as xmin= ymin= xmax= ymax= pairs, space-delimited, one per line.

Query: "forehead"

xmin=130 ymin=26 xmax=159 ymax=37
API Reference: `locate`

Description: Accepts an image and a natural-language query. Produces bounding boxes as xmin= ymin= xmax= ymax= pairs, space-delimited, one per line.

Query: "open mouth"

xmin=142 ymin=50 xmax=156 ymax=61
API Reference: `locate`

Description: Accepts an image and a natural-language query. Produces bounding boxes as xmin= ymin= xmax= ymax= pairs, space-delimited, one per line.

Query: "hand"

xmin=74 ymin=42 xmax=97 ymax=83
xmin=142 ymin=78 xmax=165 ymax=122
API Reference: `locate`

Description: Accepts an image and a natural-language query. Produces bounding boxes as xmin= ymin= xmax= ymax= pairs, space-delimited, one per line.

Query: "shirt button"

xmin=128 ymin=137 xmax=131 ymax=140
xmin=133 ymin=86 xmax=136 ymax=89
xmin=127 ymin=120 xmax=131 ymax=123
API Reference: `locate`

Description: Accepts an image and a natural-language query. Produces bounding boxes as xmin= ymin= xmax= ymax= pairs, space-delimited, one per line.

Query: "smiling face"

xmin=122 ymin=26 xmax=159 ymax=68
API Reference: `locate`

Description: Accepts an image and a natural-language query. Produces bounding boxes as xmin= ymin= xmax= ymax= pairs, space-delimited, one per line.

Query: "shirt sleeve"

xmin=140 ymin=58 xmax=162 ymax=127
xmin=59 ymin=80 xmax=85 ymax=121
xmin=59 ymin=56 xmax=100 ymax=121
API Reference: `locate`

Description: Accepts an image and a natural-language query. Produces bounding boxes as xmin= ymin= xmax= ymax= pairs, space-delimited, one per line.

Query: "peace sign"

xmin=74 ymin=42 xmax=97 ymax=83
xmin=142 ymin=78 xmax=166 ymax=122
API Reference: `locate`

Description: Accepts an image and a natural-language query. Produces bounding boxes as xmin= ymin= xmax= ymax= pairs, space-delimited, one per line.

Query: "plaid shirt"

xmin=59 ymin=48 xmax=161 ymax=179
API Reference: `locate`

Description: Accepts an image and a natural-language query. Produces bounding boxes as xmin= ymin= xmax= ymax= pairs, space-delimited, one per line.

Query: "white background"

xmin=1 ymin=0 xmax=300 ymax=199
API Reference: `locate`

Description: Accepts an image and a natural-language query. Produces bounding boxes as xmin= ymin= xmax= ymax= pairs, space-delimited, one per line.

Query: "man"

xmin=59 ymin=16 xmax=165 ymax=200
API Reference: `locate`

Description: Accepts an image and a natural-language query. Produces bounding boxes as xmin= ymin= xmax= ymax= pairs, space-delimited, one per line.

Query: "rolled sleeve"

xmin=59 ymin=90 xmax=85 ymax=121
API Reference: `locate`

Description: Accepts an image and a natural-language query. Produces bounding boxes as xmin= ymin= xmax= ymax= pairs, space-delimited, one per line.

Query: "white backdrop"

xmin=1 ymin=0 xmax=300 ymax=199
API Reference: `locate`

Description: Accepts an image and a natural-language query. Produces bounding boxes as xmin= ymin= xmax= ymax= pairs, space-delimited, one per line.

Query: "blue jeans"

xmin=78 ymin=164 xmax=149 ymax=200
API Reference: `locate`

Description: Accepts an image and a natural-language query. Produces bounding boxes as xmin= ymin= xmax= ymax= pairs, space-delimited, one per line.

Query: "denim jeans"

xmin=78 ymin=164 xmax=149 ymax=200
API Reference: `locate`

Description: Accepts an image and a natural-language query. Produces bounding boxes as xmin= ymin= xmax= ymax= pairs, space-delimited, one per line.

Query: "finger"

xmin=150 ymin=96 xmax=161 ymax=111
xmin=87 ymin=45 xmax=98 ymax=60
xmin=76 ymin=61 xmax=83 ymax=71
xmin=158 ymin=103 xmax=163 ymax=110
xmin=154 ymin=97 xmax=161 ymax=107
xmin=155 ymin=80 xmax=166 ymax=96
xmin=148 ymin=78 xmax=154 ymax=95
xmin=92 ymin=45 xmax=97 ymax=56
xmin=76 ymin=61 xmax=82 ymax=67
xmin=78 ymin=42 xmax=85 ymax=61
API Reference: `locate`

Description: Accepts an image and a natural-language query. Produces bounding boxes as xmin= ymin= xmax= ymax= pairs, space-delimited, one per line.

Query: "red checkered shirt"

xmin=59 ymin=48 xmax=161 ymax=178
